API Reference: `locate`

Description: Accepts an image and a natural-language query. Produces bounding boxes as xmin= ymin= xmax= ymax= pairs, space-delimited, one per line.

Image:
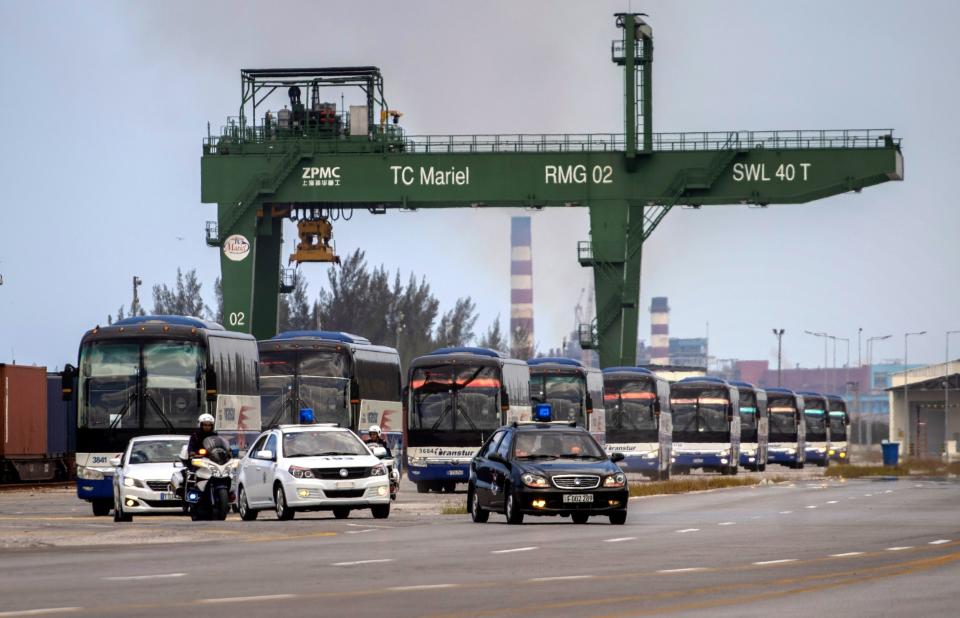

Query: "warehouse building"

xmin=887 ymin=360 xmax=960 ymax=459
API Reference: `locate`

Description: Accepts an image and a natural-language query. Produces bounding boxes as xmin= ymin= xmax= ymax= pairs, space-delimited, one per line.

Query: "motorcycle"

xmin=369 ymin=444 xmax=400 ymax=501
xmin=171 ymin=436 xmax=239 ymax=521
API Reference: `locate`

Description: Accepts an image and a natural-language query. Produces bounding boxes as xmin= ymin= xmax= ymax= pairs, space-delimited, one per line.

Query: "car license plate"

xmin=693 ymin=458 xmax=704 ymax=464
xmin=336 ymin=481 xmax=353 ymax=489
xmin=446 ymin=470 xmax=464 ymax=476
xmin=563 ymin=494 xmax=594 ymax=503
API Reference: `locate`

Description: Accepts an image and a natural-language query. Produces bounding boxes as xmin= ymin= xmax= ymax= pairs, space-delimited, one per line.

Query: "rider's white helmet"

xmin=198 ymin=413 xmax=216 ymax=425
xmin=368 ymin=424 xmax=382 ymax=435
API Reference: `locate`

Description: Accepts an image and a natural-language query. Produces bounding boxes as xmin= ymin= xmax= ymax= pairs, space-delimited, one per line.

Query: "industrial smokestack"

xmin=510 ymin=217 xmax=534 ymax=356
xmin=650 ymin=296 xmax=669 ymax=365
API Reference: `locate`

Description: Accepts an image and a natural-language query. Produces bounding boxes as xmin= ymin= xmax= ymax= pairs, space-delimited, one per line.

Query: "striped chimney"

xmin=510 ymin=217 xmax=534 ymax=354
xmin=650 ymin=296 xmax=670 ymax=365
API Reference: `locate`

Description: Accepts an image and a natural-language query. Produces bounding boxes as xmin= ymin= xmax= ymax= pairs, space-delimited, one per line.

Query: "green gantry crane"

xmin=201 ymin=14 xmax=903 ymax=368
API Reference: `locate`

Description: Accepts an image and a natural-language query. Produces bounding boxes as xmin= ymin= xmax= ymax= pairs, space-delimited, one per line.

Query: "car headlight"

xmin=522 ymin=473 xmax=549 ymax=488
xmin=371 ymin=464 xmax=387 ymax=476
xmin=77 ymin=466 xmax=106 ymax=481
xmin=288 ymin=466 xmax=315 ymax=479
xmin=123 ymin=477 xmax=144 ymax=488
xmin=408 ymin=456 xmax=427 ymax=468
xmin=604 ymin=473 xmax=626 ymax=488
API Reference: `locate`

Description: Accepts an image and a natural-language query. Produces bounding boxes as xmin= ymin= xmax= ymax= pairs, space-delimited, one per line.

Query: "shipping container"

xmin=1 ymin=364 xmax=48 ymax=457
xmin=46 ymin=373 xmax=73 ymax=455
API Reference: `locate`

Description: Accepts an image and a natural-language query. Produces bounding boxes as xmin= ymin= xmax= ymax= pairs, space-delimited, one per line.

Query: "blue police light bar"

xmin=299 ymin=408 xmax=315 ymax=424
xmin=533 ymin=403 xmax=553 ymax=422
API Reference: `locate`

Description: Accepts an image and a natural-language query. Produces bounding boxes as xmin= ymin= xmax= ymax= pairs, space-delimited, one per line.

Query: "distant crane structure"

xmin=200 ymin=14 xmax=903 ymax=368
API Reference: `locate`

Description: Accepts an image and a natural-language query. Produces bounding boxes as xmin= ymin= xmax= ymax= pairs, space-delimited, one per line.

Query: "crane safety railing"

xmin=204 ymin=127 xmax=899 ymax=156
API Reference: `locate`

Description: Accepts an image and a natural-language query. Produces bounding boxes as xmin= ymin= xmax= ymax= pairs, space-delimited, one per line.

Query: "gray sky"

xmin=1 ymin=0 xmax=957 ymax=370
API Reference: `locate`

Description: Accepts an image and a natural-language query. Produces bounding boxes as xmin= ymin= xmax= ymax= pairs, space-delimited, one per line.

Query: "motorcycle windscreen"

xmin=202 ymin=435 xmax=232 ymax=464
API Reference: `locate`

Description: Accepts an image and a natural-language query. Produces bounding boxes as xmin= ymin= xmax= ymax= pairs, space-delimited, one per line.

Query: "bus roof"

xmin=798 ymin=391 xmax=826 ymax=400
xmin=429 ymin=346 xmax=502 ymax=358
xmin=527 ymin=357 xmax=583 ymax=368
xmin=603 ymin=366 xmax=654 ymax=375
xmin=676 ymin=376 xmax=731 ymax=386
xmin=112 ymin=315 xmax=224 ymax=330
xmin=271 ymin=330 xmax=370 ymax=344
xmin=765 ymin=386 xmax=798 ymax=396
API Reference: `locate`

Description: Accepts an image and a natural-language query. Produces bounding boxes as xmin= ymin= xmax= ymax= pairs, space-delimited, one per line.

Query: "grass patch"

xmin=825 ymin=461 xmax=960 ymax=479
xmin=628 ymin=476 xmax=786 ymax=498
xmin=440 ymin=501 xmax=468 ymax=515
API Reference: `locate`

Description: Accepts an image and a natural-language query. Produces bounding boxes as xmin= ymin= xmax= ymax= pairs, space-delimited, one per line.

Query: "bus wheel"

xmin=759 ymin=463 xmax=766 ymax=473
xmin=92 ymin=499 xmax=112 ymax=517
xmin=659 ymin=467 xmax=671 ymax=481
xmin=416 ymin=482 xmax=429 ymax=494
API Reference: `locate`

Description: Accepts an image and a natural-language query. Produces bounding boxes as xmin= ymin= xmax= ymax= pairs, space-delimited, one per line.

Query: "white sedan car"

xmin=111 ymin=435 xmax=189 ymax=522
xmin=238 ymin=424 xmax=391 ymax=521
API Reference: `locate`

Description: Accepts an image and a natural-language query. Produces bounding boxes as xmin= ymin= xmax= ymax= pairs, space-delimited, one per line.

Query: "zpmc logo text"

xmin=302 ymin=166 xmax=342 ymax=187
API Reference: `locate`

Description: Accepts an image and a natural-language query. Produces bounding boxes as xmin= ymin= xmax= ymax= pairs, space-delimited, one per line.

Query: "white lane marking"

xmin=604 ymin=537 xmax=636 ymax=543
xmin=805 ymin=505 xmax=818 ymax=509
xmin=718 ymin=522 xmax=736 ymax=526
xmin=0 ymin=609 xmax=82 ymax=617
xmin=779 ymin=510 xmax=793 ymax=515
xmin=491 ymin=546 xmax=538 ymax=554
xmin=345 ymin=529 xmax=376 ymax=534
xmin=331 ymin=559 xmax=394 ymax=566
xmin=750 ymin=515 xmax=761 ymax=520
xmin=528 ymin=575 xmax=595 ymax=582
xmin=658 ymin=567 xmax=709 ymax=574
xmin=826 ymin=500 xmax=838 ymax=504
xmin=884 ymin=490 xmax=893 ymax=494
xmin=102 ymin=572 xmax=186 ymax=581
xmin=929 ymin=539 xmax=951 ymax=545
xmin=864 ymin=493 xmax=873 ymax=497
xmin=676 ymin=528 xmax=700 ymax=533
xmin=830 ymin=552 xmax=864 ymax=557
xmin=347 ymin=523 xmax=394 ymax=529
xmin=198 ymin=595 xmax=296 ymax=604
xmin=387 ymin=584 xmax=460 ymax=592
xmin=886 ymin=546 xmax=913 ymax=551
xmin=753 ymin=559 xmax=797 ymax=565
xmin=847 ymin=497 xmax=856 ymax=500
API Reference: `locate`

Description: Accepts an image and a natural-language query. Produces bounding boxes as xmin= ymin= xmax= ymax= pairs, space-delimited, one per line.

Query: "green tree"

xmin=478 ymin=316 xmax=507 ymax=354
xmin=152 ymin=268 xmax=208 ymax=317
xmin=278 ymin=270 xmax=314 ymax=331
xmin=434 ymin=297 xmax=478 ymax=348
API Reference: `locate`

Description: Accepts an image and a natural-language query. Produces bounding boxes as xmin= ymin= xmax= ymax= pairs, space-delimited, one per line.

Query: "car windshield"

xmin=604 ymin=378 xmax=658 ymax=440
xmin=530 ymin=373 xmax=585 ymax=425
xmin=282 ymin=430 xmax=369 ymax=457
xmin=408 ymin=365 xmax=501 ymax=432
xmin=513 ymin=431 xmax=605 ymax=460
xmin=670 ymin=387 xmax=730 ymax=436
xmin=127 ymin=439 xmax=186 ymax=464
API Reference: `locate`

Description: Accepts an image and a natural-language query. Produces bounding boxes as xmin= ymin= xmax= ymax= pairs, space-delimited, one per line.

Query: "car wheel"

xmin=333 ymin=507 xmax=350 ymax=519
xmin=469 ymin=485 xmax=489 ymax=523
xmin=275 ymin=485 xmax=295 ymax=521
xmin=609 ymin=510 xmax=627 ymax=525
xmin=505 ymin=490 xmax=524 ymax=525
xmin=92 ymin=499 xmax=112 ymax=517
xmin=113 ymin=496 xmax=132 ymax=522
xmin=238 ymin=486 xmax=258 ymax=521
xmin=371 ymin=504 xmax=390 ymax=519
xmin=571 ymin=512 xmax=589 ymax=524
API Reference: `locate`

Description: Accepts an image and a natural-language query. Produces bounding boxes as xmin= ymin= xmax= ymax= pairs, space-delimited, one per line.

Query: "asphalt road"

xmin=0 ymin=476 xmax=957 ymax=617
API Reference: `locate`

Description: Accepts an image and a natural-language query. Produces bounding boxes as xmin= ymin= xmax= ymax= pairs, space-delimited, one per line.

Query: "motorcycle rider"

xmin=189 ymin=413 xmax=218 ymax=457
xmin=364 ymin=424 xmax=391 ymax=458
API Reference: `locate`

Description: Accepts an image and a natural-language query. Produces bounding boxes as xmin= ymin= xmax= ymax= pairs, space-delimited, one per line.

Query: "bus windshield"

xmin=829 ymin=414 xmax=847 ymax=440
xmin=530 ymin=373 xmax=585 ymax=425
xmin=409 ymin=365 xmax=501 ymax=434
xmin=260 ymin=349 xmax=351 ymax=428
xmin=670 ymin=387 xmax=730 ymax=440
xmin=805 ymin=410 xmax=827 ymax=440
xmin=768 ymin=396 xmax=798 ymax=440
xmin=604 ymin=378 xmax=658 ymax=442
xmin=79 ymin=340 xmax=202 ymax=430
xmin=739 ymin=390 xmax=758 ymax=441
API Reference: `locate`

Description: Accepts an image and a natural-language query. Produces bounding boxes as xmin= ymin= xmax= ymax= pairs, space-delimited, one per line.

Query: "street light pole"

xmin=772 ymin=328 xmax=785 ymax=386
xmin=904 ymin=331 xmax=927 ymax=456
xmin=805 ymin=330 xmax=828 ymax=391
xmin=865 ymin=334 xmax=892 ymax=446
xmin=858 ymin=327 xmax=863 ymax=368
xmin=837 ymin=337 xmax=850 ymax=394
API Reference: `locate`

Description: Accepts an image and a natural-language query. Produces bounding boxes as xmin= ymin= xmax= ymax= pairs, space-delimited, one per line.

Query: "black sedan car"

xmin=467 ymin=422 xmax=629 ymax=525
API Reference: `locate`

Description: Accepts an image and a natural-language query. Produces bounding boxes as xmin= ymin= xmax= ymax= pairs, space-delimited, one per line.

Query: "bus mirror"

xmin=586 ymin=393 xmax=594 ymax=414
xmin=205 ymin=367 xmax=218 ymax=402
xmin=500 ymin=386 xmax=510 ymax=412
xmin=60 ymin=364 xmax=77 ymax=401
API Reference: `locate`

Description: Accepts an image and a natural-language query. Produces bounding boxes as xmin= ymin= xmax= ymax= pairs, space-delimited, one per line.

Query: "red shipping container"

xmin=1 ymin=364 xmax=48 ymax=457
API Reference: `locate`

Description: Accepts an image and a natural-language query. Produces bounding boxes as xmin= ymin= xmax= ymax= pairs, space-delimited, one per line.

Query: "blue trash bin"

xmin=880 ymin=441 xmax=900 ymax=467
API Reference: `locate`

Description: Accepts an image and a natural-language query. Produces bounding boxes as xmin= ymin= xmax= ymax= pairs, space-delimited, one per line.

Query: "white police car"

xmin=237 ymin=424 xmax=391 ymax=521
